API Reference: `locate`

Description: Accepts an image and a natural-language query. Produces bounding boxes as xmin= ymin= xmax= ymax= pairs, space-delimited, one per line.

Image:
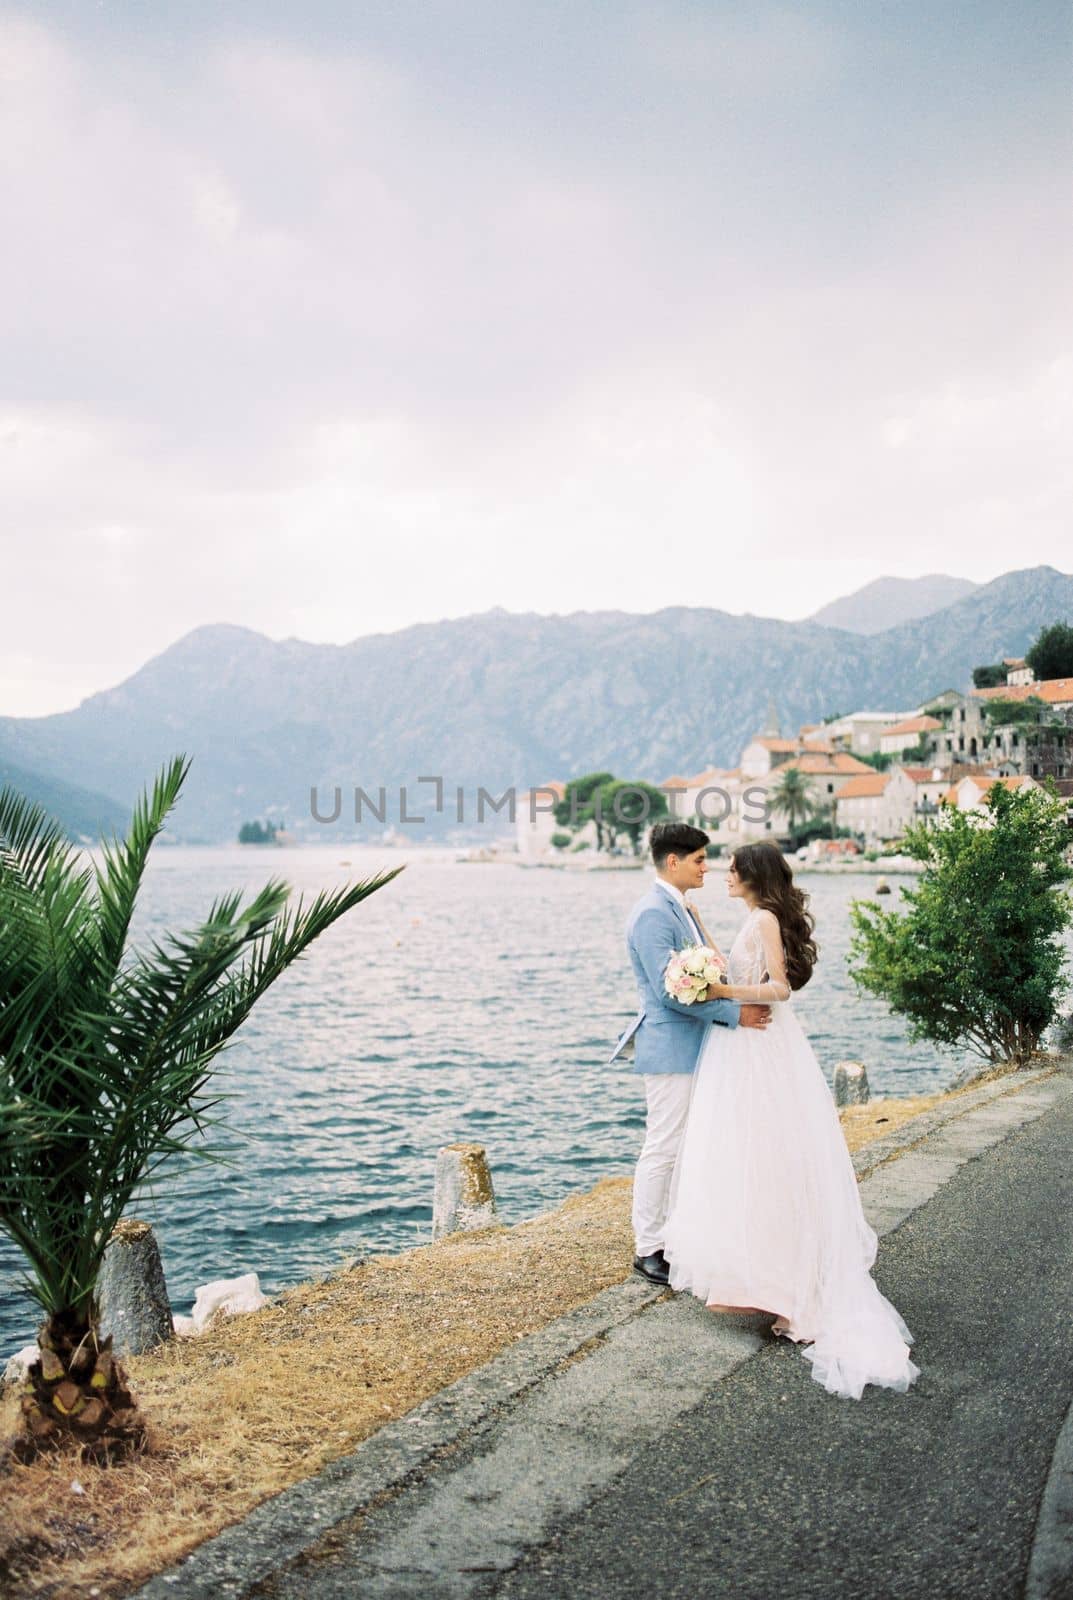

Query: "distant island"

xmin=238 ymin=819 xmax=288 ymax=845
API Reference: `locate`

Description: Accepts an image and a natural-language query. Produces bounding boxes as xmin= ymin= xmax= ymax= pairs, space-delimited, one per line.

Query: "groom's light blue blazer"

xmin=610 ymin=883 xmax=740 ymax=1075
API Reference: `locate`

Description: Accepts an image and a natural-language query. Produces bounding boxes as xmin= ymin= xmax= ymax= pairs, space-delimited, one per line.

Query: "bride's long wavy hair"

xmin=730 ymin=841 xmax=818 ymax=991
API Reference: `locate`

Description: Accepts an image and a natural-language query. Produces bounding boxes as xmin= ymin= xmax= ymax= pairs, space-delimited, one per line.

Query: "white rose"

xmin=703 ymin=963 xmax=722 ymax=985
xmin=683 ymin=951 xmax=707 ymax=976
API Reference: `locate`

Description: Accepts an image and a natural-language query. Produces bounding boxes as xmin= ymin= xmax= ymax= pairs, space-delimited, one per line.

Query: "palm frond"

xmin=0 ymin=756 xmax=404 ymax=1319
xmin=92 ymin=755 xmax=191 ymax=982
xmin=0 ymin=783 xmax=73 ymax=888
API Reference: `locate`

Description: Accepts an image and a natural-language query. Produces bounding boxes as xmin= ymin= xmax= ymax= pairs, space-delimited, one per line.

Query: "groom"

xmin=610 ymin=821 xmax=771 ymax=1285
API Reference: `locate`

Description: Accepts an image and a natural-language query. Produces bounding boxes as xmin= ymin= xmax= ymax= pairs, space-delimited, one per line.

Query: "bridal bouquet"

xmin=664 ymin=944 xmax=726 ymax=1004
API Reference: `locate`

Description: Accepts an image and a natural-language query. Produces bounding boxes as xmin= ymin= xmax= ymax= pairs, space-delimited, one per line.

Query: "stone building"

xmin=878 ymin=714 xmax=944 ymax=757
xmin=814 ymin=710 xmax=915 ymax=756
xmin=942 ymin=773 xmax=1040 ymax=813
xmin=515 ymin=781 xmax=566 ymax=857
xmin=834 ymin=772 xmax=898 ymax=845
xmin=924 ymin=683 xmax=1073 ymax=780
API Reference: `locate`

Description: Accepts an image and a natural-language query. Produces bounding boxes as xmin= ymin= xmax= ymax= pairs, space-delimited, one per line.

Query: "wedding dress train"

xmin=663 ymin=908 xmax=919 ymax=1400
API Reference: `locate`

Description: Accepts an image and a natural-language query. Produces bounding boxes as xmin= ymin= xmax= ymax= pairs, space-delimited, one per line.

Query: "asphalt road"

xmin=232 ymin=1076 xmax=1072 ymax=1600
xmin=491 ymin=1090 xmax=1073 ymax=1600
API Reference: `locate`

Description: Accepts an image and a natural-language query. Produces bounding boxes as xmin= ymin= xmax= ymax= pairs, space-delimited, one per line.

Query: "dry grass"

xmin=0 ymin=1064 xmax=1039 ymax=1597
xmin=0 ymin=1177 xmax=641 ymax=1597
xmin=838 ymin=1059 xmax=1056 ymax=1158
xmin=839 ymin=1092 xmax=947 ymax=1153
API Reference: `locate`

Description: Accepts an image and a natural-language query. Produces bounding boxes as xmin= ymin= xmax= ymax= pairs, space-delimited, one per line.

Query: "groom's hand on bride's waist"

xmin=738 ymin=1004 xmax=772 ymax=1029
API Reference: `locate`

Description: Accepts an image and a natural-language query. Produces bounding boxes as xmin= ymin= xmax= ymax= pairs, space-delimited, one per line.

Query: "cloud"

xmin=0 ymin=5 xmax=1070 ymax=710
xmin=634 ymin=6 xmax=843 ymax=94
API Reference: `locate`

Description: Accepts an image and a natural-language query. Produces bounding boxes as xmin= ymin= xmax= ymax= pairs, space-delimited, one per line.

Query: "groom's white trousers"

xmin=632 ymin=1074 xmax=692 ymax=1256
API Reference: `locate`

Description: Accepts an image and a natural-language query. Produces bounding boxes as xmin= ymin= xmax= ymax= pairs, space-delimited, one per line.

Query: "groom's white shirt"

xmin=654 ymin=877 xmax=704 ymax=941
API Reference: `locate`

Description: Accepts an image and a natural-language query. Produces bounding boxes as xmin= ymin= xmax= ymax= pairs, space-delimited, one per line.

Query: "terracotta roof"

xmin=815 ymin=752 xmax=869 ymax=771
xmin=838 ymin=753 xmax=879 ymax=773
xmin=751 ymin=734 xmax=838 ymax=756
xmin=835 ymin=774 xmax=891 ymax=799
xmin=1002 ymin=658 xmax=1027 ymax=668
xmin=945 ymin=774 xmax=1038 ymax=805
xmin=972 ymin=774 xmax=1035 ymax=792
xmin=976 ymin=679 xmax=1073 ymax=706
xmin=773 ymin=752 xmax=882 ymax=777
xmin=901 ymin=766 xmax=947 ymax=783
xmin=883 ymin=715 xmax=943 ymax=737
xmin=660 ymin=776 xmax=693 ymax=789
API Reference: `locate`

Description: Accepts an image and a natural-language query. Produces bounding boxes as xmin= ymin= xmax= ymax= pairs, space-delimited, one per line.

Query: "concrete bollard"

xmin=96 ymin=1218 xmax=174 ymax=1355
xmin=834 ymin=1061 xmax=871 ymax=1107
xmin=433 ymin=1143 xmax=498 ymax=1240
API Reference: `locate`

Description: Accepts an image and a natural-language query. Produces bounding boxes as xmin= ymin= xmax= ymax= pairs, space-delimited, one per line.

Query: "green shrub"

xmin=849 ymin=784 xmax=1072 ymax=1066
xmin=1026 ymin=621 xmax=1073 ymax=681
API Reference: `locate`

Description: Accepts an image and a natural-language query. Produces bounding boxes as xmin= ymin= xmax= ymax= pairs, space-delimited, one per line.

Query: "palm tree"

xmin=816 ymin=798 xmax=839 ymax=840
xmin=0 ymin=755 xmax=402 ymax=1459
xmin=770 ymin=764 xmax=816 ymax=837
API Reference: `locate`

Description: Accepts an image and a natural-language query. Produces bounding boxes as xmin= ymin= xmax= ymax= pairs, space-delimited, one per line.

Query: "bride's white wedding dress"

xmin=663 ymin=907 xmax=919 ymax=1400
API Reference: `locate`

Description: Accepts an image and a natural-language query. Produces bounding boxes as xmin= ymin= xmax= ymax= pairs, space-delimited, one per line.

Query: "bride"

xmin=662 ymin=841 xmax=919 ymax=1400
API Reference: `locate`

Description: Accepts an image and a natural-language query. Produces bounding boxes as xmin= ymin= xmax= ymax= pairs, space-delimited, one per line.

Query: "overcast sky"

xmin=2 ymin=1 xmax=1070 ymax=717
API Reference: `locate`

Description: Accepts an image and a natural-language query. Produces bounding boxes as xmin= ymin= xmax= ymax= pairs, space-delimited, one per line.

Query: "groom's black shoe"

xmin=633 ymin=1249 xmax=670 ymax=1285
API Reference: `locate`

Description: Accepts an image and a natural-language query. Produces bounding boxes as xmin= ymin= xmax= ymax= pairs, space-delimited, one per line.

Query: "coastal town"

xmin=516 ymin=654 xmax=1073 ymax=861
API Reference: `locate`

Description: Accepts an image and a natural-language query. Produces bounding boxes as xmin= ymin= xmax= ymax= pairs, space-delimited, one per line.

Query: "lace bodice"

xmin=727 ymin=908 xmax=769 ymax=985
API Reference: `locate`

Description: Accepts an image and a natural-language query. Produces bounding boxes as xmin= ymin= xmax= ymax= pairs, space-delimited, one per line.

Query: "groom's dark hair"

xmin=650 ymin=821 xmax=710 ymax=867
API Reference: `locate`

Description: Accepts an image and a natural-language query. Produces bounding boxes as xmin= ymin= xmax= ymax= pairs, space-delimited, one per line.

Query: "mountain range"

xmin=0 ymin=753 xmax=130 ymax=843
xmin=807 ymin=573 xmax=979 ymax=633
xmin=1 ymin=565 xmax=1069 ymax=842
